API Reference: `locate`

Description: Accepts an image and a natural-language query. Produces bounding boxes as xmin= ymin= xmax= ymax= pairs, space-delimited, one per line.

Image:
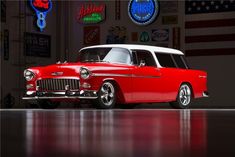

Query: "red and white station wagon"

xmin=23 ymin=44 xmax=208 ymax=109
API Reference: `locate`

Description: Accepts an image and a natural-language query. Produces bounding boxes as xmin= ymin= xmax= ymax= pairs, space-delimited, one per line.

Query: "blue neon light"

xmin=29 ymin=0 xmax=52 ymax=32
xmin=128 ymin=0 xmax=159 ymax=26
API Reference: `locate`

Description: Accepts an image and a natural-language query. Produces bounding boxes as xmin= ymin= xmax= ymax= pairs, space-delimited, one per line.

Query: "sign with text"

xmin=77 ymin=3 xmax=105 ymax=24
xmin=152 ymin=29 xmax=169 ymax=42
xmin=24 ymin=32 xmax=51 ymax=57
xmin=128 ymin=0 xmax=159 ymax=26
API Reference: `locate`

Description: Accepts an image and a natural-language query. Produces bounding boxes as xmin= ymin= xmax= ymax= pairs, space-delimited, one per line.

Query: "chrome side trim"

xmin=92 ymin=73 xmax=131 ymax=77
xmin=92 ymin=73 xmax=161 ymax=78
xmin=132 ymin=75 xmax=161 ymax=78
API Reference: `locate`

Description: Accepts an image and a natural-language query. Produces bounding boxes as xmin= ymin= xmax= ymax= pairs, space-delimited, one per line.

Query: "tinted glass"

xmin=155 ymin=53 xmax=176 ymax=68
xmin=132 ymin=50 xmax=156 ymax=67
xmin=173 ymin=55 xmax=187 ymax=69
xmin=78 ymin=48 xmax=131 ymax=64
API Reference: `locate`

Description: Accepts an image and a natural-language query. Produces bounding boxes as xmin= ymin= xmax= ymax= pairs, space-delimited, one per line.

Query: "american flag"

xmin=185 ymin=0 xmax=235 ymax=56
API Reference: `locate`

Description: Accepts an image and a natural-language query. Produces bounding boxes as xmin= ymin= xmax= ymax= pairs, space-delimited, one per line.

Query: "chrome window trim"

xmin=78 ymin=47 xmax=133 ymax=66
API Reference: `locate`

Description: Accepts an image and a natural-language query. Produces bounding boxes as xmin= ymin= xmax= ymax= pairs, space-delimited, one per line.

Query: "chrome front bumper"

xmin=22 ymin=90 xmax=98 ymax=100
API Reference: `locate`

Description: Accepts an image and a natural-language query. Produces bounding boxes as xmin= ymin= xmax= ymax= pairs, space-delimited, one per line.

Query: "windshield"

xmin=78 ymin=47 xmax=131 ymax=64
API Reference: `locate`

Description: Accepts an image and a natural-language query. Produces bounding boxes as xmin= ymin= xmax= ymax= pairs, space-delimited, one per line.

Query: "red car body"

xmin=23 ymin=44 xmax=208 ymax=109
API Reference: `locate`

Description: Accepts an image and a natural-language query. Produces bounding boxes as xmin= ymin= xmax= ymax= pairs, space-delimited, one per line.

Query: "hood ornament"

xmin=51 ymin=72 xmax=63 ymax=76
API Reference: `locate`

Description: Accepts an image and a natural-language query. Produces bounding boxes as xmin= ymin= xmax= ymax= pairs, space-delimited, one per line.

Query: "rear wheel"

xmin=170 ymin=84 xmax=192 ymax=109
xmin=38 ymin=100 xmax=60 ymax=109
xmin=96 ymin=82 xmax=116 ymax=109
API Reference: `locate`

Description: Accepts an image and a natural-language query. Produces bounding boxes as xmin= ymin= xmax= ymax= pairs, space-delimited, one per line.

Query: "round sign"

xmin=128 ymin=0 xmax=159 ymax=26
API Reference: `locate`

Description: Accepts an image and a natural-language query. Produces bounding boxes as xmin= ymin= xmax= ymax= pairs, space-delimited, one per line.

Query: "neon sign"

xmin=77 ymin=3 xmax=105 ymax=24
xmin=29 ymin=0 xmax=52 ymax=31
xmin=128 ymin=0 xmax=159 ymax=26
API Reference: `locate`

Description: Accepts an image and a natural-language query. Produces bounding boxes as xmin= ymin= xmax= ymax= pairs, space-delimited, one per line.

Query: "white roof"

xmin=81 ymin=44 xmax=184 ymax=55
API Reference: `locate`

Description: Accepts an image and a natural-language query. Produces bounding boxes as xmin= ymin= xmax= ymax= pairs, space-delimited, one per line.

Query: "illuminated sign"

xmin=128 ymin=0 xmax=159 ymax=26
xmin=77 ymin=3 xmax=105 ymax=24
xmin=29 ymin=0 xmax=52 ymax=31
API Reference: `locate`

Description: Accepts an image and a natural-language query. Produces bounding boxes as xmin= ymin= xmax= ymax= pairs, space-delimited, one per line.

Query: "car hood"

xmin=29 ymin=62 xmax=131 ymax=78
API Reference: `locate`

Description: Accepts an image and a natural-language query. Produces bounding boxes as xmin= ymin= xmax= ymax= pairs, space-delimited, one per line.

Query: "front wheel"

xmin=37 ymin=100 xmax=60 ymax=109
xmin=170 ymin=84 xmax=192 ymax=109
xmin=95 ymin=82 xmax=116 ymax=109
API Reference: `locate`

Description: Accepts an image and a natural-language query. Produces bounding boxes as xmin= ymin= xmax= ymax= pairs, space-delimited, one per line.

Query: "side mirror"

xmin=139 ymin=60 xmax=146 ymax=67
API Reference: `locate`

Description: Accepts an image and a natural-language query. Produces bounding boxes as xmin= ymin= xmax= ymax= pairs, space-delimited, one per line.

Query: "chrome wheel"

xmin=179 ymin=84 xmax=191 ymax=106
xmin=100 ymin=82 xmax=115 ymax=106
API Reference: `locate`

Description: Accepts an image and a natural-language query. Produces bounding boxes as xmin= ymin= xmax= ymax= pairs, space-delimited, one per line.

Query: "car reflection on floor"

xmin=1 ymin=109 xmax=219 ymax=157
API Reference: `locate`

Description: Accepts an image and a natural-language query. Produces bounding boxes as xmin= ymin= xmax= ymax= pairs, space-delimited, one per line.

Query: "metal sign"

xmin=106 ymin=26 xmax=127 ymax=44
xmin=128 ymin=0 xmax=159 ymax=26
xmin=29 ymin=0 xmax=52 ymax=31
xmin=77 ymin=3 xmax=105 ymax=24
xmin=140 ymin=31 xmax=150 ymax=42
xmin=152 ymin=29 xmax=169 ymax=42
xmin=83 ymin=26 xmax=100 ymax=46
xmin=24 ymin=32 xmax=51 ymax=57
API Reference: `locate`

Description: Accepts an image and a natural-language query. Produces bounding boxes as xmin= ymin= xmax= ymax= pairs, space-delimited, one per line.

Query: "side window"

xmin=172 ymin=55 xmax=187 ymax=69
xmin=155 ymin=52 xmax=176 ymax=68
xmin=132 ymin=50 xmax=156 ymax=67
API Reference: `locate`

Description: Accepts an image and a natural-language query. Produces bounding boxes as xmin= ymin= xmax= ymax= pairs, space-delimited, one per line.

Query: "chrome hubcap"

xmin=179 ymin=85 xmax=191 ymax=106
xmin=100 ymin=82 xmax=115 ymax=106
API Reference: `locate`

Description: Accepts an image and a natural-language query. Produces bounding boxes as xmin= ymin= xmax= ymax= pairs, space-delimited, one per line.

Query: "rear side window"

xmin=172 ymin=55 xmax=187 ymax=69
xmin=132 ymin=50 xmax=156 ymax=67
xmin=155 ymin=53 xmax=176 ymax=68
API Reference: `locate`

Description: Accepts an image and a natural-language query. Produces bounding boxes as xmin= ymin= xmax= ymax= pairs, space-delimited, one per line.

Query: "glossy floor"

xmin=1 ymin=109 xmax=235 ymax=157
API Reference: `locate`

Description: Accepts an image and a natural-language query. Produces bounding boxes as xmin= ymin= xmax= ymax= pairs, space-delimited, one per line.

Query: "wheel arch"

xmin=102 ymin=78 xmax=126 ymax=104
xmin=179 ymin=82 xmax=195 ymax=99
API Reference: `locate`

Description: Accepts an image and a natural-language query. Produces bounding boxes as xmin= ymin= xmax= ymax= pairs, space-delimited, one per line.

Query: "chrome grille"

xmin=37 ymin=79 xmax=79 ymax=91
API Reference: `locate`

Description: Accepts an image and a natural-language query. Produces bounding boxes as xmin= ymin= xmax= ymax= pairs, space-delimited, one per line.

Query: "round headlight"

xmin=24 ymin=69 xmax=35 ymax=81
xmin=80 ymin=67 xmax=91 ymax=79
